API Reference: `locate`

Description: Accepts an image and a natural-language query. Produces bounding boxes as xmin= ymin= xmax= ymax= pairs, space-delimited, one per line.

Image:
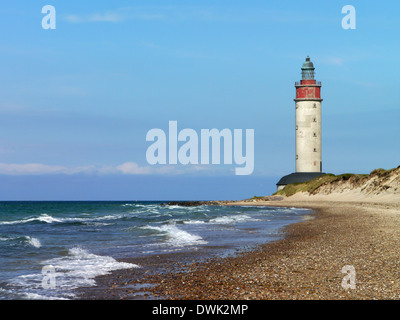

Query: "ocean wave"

xmin=142 ymin=224 xmax=207 ymax=247
xmin=121 ymin=203 xmax=136 ymax=207
xmin=179 ymin=214 xmax=257 ymax=225
xmin=0 ymin=235 xmax=42 ymax=248
xmin=122 ymin=203 xmax=160 ymax=211
xmin=46 ymin=247 xmax=138 ymax=288
xmin=25 ymin=236 xmax=41 ymax=248
xmin=237 ymin=205 xmax=269 ymax=208
xmin=22 ymin=292 xmax=69 ymax=300
xmin=37 ymin=214 xmax=62 ymax=223
xmin=209 ymin=214 xmax=256 ymax=225
xmin=165 ymin=205 xmax=184 ymax=210
xmin=183 ymin=220 xmax=206 ymax=225
xmin=0 ymin=214 xmax=61 ymax=225
xmin=290 ymin=207 xmax=312 ymax=212
xmin=0 ymin=213 xmax=124 ymax=226
xmin=61 ymin=215 xmax=123 ymax=224
xmin=10 ymin=247 xmax=139 ymax=300
xmin=165 ymin=205 xmax=208 ymax=212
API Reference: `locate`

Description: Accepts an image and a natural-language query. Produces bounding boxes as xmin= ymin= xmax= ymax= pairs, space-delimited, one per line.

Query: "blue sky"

xmin=0 ymin=0 xmax=399 ymax=200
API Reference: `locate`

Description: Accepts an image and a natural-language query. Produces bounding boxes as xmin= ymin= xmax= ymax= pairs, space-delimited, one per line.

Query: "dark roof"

xmin=276 ymin=172 xmax=325 ymax=186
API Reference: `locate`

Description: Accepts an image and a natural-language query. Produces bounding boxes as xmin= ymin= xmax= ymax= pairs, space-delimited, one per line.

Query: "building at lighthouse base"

xmin=276 ymin=172 xmax=326 ymax=191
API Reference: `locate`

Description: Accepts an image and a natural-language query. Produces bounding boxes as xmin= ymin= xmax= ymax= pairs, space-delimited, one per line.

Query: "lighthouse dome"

xmin=302 ymin=56 xmax=314 ymax=70
xmin=301 ymin=56 xmax=315 ymax=79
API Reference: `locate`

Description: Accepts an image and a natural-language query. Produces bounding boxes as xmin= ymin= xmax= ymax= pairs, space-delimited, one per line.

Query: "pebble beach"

xmin=78 ymin=199 xmax=400 ymax=300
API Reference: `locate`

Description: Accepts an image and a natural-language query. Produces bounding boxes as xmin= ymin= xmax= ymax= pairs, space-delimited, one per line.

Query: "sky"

xmin=0 ymin=0 xmax=399 ymax=200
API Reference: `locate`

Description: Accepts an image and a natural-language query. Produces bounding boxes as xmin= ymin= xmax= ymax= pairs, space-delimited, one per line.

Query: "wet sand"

xmin=77 ymin=200 xmax=400 ymax=300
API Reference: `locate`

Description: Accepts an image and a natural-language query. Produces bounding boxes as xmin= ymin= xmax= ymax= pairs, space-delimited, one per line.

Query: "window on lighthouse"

xmin=313 ymin=132 xmax=317 ymax=137
xmin=313 ymin=118 xmax=317 ymax=122
xmin=313 ymin=148 xmax=317 ymax=152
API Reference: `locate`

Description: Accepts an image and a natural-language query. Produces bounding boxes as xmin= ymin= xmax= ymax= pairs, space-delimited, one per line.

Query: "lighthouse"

xmin=276 ymin=56 xmax=325 ymax=191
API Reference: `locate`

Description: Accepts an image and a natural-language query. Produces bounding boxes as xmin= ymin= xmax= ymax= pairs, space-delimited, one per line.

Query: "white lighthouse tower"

xmin=277 ymin=56 xmax=325 ymax=191
xmin=295 ymin=56 xmax=322 ymax=172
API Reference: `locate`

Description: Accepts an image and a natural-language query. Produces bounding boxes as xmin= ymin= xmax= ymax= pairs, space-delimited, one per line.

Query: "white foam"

xmin=122 ymin=203 xmax=151 ymax=208
xmin=0 ymin=213 xmax=123 ymax=226
xmin=121 ymin=203 xmax=135 ymax=207
xmin=0 ymin=214 xmax=61 ymax=225
xmin=0 ymin=217 xmax=32 ymax=225
xmin=183 ymin=220 xmax=206 ymax=224
xmin=10 ymin=247 xmax=139 ymax=300
xmin=209 ymin=214 xmax=254 ymax=225
xmin=37 ymin=214 xmax=62 ymax=223
xmin=26 ymin=236 xmax=41 ymax=248
xmin=290 ymin=207 xmax=312 ymax=211
xmin=44 ymin=247 xmax=139 ymax=289
xmin=142 ymin=224 xmax=207 ymax=247
xmin=238 ymin=205 xmax=264 ymax=208
xmin=64 ymin=215 xmax=122 ymax=223
xmin=165 ymin=205 xmax=182 ymax=209
xmin=23 ymin=292 xmax=69 ymax=300
xmin=0 ymin=235 xmax=41 ymax=248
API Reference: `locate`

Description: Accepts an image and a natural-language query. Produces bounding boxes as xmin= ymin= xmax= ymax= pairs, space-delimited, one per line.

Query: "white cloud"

xmin=63 ymin=5 xmax=333 ymax=26
xmin=115 ymin=162 xmax=194 ymax=175
xmin=64 ymin=12 xmax=125 ymax=23
xmin=319 ymin=56 xmax=344 ymax=66
xmin=0 ymin=163 xmax=93 ymax=175
xmin=0 ymin=162 xmax=215 ymax=176
xmin=90 ymin=13 xmax=125 ymax=22
xmin=63 ymin=7 xmax=166 ymax=24
xmin=327 ymin=57 xmax=344 ymax=66
xmin=63 ymin=5 xmax=259 ymax=25
xmin=116 ymin=162 xmax=152 ymax=175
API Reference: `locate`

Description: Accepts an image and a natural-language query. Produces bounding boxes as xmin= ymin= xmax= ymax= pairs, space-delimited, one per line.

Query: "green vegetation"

xmin=370 ymin=168 xmax=388 ymax=175
xmin=274 ymin=174 xmax=335 ymax=197
xmin=273 ymin=173 xmax=368 ymax=197
xmin=370 ymin=168 xmax=397 ymax=176
xmin=249 ymin=196 xmax=267 ymax=200
xmin=273 ymin=166 xmax=399 ymax=197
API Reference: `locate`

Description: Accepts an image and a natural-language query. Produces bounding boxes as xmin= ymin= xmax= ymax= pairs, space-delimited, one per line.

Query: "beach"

xmin=0 ymin=201 xmax=309 ymax=299
xmin=82 ymin=197 xmax=400 ymax=300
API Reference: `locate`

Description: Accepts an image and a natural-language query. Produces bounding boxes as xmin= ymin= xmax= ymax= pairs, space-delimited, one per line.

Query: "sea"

xmin=0 ymin=201 xmax=313 ymax=300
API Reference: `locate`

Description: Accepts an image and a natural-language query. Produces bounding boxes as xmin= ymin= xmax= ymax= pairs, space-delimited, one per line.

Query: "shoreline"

xmin=77 ymin=198 xmax=400 ymax=300
xmin=76 ymin=204 xmax=309 ymax=300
